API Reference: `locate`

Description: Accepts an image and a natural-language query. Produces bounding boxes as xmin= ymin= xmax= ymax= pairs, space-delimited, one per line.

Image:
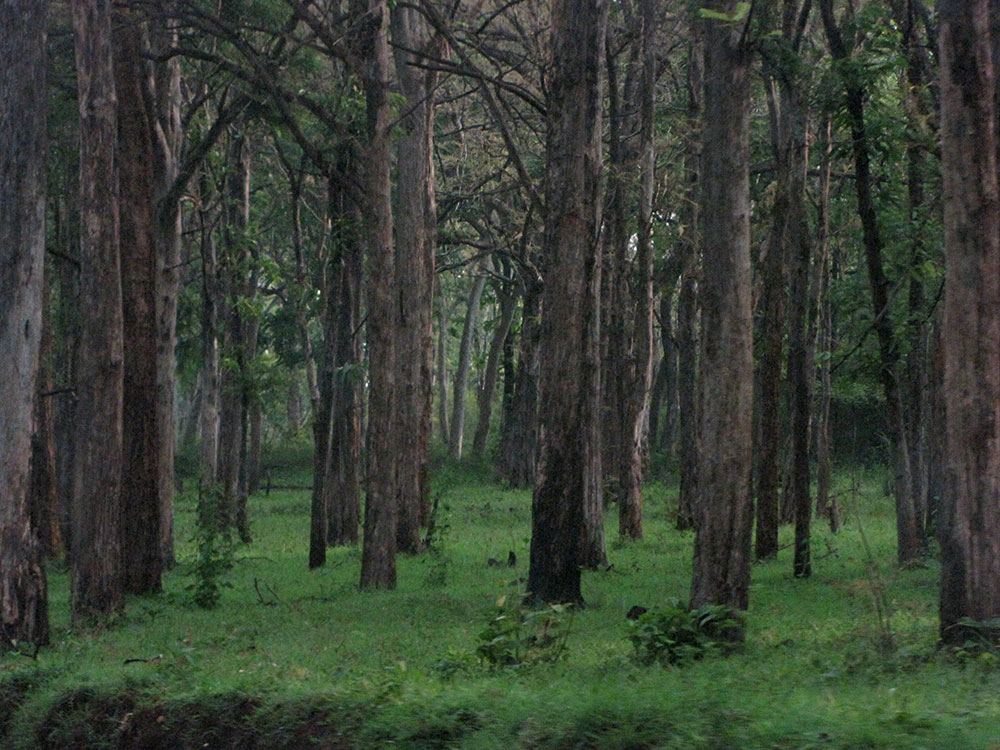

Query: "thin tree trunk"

xmin=689 ymin=0 xmax=754 ymax=620
xmin=0 ymin=0 xmax=50 ymax=647
xmin=448 ymin=273 xmax=486 ymax=460
xmin=821 ymin=0 xmax=921 ymax=565
xmin=197 ymin=180 xmax=221 ymax=491
xmin=31 ymin=276 xmax=62 ymax=558
xmin=71 ymin=0 xmax=125 ymax=621
xmin=472 ymin=276 xmax=518 ymax=458
xmin=814 ymin=119 xmax=835 ymax=526
xmin=436 ymin=294 xmax=450 ymax=445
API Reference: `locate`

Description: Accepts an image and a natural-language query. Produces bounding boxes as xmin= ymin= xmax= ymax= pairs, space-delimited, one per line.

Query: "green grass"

xmin=2 ymin=450 xmax=998 ymax=749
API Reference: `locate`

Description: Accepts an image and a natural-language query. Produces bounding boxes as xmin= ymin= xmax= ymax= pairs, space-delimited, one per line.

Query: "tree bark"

xmin=448 ymin=273 xmax=486 ymax=460
xmin=689 ymin=0 xmax=754 ymax=618
xmin=527 ymin=0 xmax=608 ymax=604
xmin=472 ymin=271 xmax=518 ymax=459
xmin=357 ymin=0 xmax=398 ymax=590
xmin=114 ymin=12 xmax=163 ymax=595
xmin=71 ymin=0 xmax=125 ymax=621
xmin=0 ymin=0 xmax=50 ymax=647
xmin=675 ymin=35 xmax=703 ymax=533
xmin=937 ymin=0 xmax=1000 ymax=644
xmin=392 ymin=3 xmax=438 ymax=550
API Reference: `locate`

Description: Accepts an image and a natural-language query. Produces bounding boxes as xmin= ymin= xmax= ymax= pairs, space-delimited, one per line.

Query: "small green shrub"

xmin=475 ymin=596 xmax=573 ymax=669
xmin=627 ymin=597 xmax=742 ymax=666
xmin=187 ymin=484 xmax=235 ymax=609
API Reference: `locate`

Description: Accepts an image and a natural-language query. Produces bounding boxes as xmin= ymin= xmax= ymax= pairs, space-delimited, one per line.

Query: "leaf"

xmin=698 ymin=2 xmax=750 ymax=23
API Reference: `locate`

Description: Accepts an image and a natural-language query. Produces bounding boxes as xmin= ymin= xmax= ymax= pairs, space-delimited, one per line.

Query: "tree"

xmin=689 ymin=0 xmax=754 ymax=619
xmin=0 ymin=0 xmax=50 ymax=648
xmin=357 ymin=0 xmax=398 ymax=590
xmin=71 ymin=0 xmax=125 ymax=621
xmin=527 ymin=0 xmax=608 ymax=604
xmin=114 ymin=10 xmax=163 ymax=594
xmin=937 ymin=0 xmax=1000 ymax=644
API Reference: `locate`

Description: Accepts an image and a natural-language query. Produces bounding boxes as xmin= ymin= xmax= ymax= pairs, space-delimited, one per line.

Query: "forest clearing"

xmin=2 ymin=451 xmax=999 ymax=749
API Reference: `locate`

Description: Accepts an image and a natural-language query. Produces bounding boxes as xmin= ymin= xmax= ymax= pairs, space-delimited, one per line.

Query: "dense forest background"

xmin=2 ymin=1 xmax=1000 ymax=744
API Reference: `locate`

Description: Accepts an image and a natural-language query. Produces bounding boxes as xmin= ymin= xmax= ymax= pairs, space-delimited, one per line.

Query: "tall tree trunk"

xmin=197 ymin=178 xmax=221 ymax=492
xmin=675 ymin=35 xmax=703 ymax=533
xmin=448 ymin=273 xmax=486 ymax=460
xmin=150 ymin=13 xmax=183 ymax=569
xmin=527 ymin=0 xmax=608 ymax=604
xmin=71 ymin=0 xmax=125 ymax=621
xmin=813 ymin=119 xmax=835 ymax=528
xmin=357 ymin=0 xmax=398 ymax=590
xmin=937 ymin=0 xmax=1000 ymax=644
xmin=392 ymin=4 xmax=439 ymax=550
xmin=601 ymin=0 xmax=655 ymax=540
xmin=327 ymin=192 xmax=363 ymax=548
xmin=114 ymin=13 xmax=162 ymax=595
xmin=31 ymin=276 xmax=62 ymax=558
xmin=0 ymin=0 xmax=50 ymax=647
xmin=820 ymin=0 xmax=922 ymax=565
xmin=689 ymin=0 xmax=754 ymax=620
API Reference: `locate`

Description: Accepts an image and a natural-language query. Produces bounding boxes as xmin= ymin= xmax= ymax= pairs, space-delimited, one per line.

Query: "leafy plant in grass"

xmin=627 ymin=597 xmax=742 ymax=666
xmin=475 ymin=595 xmax=573 ymax=669
xmin=187 ymin=484 xmax=236 ymax=608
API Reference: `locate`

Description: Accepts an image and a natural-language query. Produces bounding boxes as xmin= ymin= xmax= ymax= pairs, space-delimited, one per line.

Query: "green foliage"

xmin=475 ymin=596 xmax=573 ymax=670
xmin=627 ymin=597 xmax=743 ymax=666
xmin=187 ymin=485 xmax=236 ymax=609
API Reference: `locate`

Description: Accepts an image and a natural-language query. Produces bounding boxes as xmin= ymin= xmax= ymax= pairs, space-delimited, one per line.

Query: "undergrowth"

xmin=1 ymin=452 xmax=998 ymax=749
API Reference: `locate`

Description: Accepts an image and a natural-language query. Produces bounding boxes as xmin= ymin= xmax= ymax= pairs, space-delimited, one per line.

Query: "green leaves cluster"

xmin=627 ymin=598 xmax=743 ymax=666
xmin=187 ymin=485 xmax=236 ymax=609
xmin=475 ymin=596 xmax=573 ymax=670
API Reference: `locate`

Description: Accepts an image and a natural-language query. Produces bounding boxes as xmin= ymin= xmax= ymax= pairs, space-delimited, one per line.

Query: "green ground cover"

xmin=2 ymin=450 xmax=998 ymax=749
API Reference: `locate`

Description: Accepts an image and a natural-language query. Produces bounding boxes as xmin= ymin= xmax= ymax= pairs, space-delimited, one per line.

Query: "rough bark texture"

xmin=938 ymin=0 xmax=1000 ymax=644
xmin=392 ymin=4 xmax=438 ymax=550
xmin=689 ymin=0 xmax=754 ymax=616
xmin=30 ymin=279 xmax=62 ymax=559
xmin=358 ymin=0 xmax=398 ymax=590
xmin=527 ymin=0 xmax=608 ymax=604
xmin=675 ymin=36 xmax=703 ymax=533
xmin=71 ymin=0 xmax=125 ymax=621
xmin=0 ymin=0 xmax=50 ymax=647
xmin=114 ymin=13 xmax=163 ymax=595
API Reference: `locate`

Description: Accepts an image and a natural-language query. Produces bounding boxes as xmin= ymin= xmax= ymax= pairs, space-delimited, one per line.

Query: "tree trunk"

xmin=675 ymin=35 xmax=703 ymax=533
xmin=527 ymin=0 xmax=608 ymax=604
xmin=448 ymin=273 xmax=486 ymax=460
xmin=71 ymin=0 xmax=125 ymax=621
xmin=0 ymin=0 xmax=50 ymax=647
xmin=327 ymin=192 xmax=363 ymax=548
xmin=436 ymin=296 xmax=450 ymax=444
xmin=357 ymin=0 xmax=398 ymax=590
xmin=937 ymin=0 xmax=1000 ymax=644
xmin=820 ymin=0 xmax=922 ymax=565
xmin=114 ymin=13 xmax=162 ymax=595
xmin=689 ymin=0 xmax=754 ymax=619
xmin=472 ymin=274 xmax=518 ymax=458
xmin=197 ymin=178 xmax=221 ymax=491
xmin=601 ymin=0 xmax=655 ymax=540
xmin=495 ymin=280 xmax=541 ymax=488
xmin=392 ymin=3 xmax=438 ymax=550
xmin=814 ymin=119 xmax=834 ymax=524
xmin=31 ymin=277 xmax=62 ymax=558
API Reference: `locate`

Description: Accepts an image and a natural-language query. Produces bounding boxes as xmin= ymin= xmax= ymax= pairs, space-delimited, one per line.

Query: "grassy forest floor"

xmin=2 ymin=447 xmax=999 ymax=749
